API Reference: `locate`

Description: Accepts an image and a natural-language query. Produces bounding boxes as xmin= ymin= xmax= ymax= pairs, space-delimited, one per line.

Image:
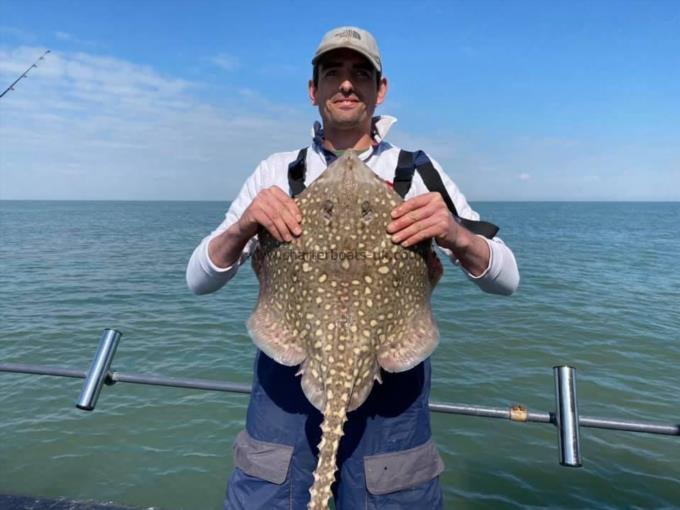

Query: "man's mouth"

xmin=332 ymin=98 xmax=360 ymax=108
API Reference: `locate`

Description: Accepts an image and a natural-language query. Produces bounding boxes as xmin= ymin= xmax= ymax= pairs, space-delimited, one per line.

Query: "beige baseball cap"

xmin=312 ymin=26 xmax=382 ymax=73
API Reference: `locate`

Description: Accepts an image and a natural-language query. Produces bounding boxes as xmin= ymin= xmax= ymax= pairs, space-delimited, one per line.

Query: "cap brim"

xmin=311 ymin=45 xmax=381 ymax=73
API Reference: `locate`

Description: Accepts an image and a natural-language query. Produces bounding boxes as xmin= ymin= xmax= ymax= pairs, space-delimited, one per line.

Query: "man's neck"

xmin=321 ymin=127 xmax=373 ymax=152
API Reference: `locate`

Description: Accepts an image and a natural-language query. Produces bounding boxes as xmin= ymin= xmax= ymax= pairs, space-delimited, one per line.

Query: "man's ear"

xmin=308 ymin=79 xmax=318 ymax=105
xmin=376 ymin=77 xmax=388 ymax=106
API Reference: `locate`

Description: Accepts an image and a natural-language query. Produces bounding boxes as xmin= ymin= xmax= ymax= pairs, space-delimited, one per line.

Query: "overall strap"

xmin=393 ymin=149 xmax=418 ymax=199
xmin=288 ymin=148 xmax=308 ymax=197
xmin=396 ymin=150 xmax=500 ymax=239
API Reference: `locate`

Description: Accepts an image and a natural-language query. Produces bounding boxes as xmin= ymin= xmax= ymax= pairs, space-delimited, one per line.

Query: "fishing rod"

xmin=0 ymin=49 xmax=50 ymax=99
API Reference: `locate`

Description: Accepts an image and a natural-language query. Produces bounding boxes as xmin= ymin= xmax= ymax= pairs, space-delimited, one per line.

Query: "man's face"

xmin=309 ymin=49 xmax=387 ymax=132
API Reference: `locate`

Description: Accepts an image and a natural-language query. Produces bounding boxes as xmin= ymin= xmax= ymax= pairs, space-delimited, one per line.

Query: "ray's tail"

xmin=307 ymin=367 xmax=355 ymax=510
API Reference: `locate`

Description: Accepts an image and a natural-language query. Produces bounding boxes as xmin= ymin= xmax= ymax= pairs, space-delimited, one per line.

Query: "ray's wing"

xmin=372 ymin=244 xmax=440 ymax=373
xmin=376 ymin=303 xmax=439 ymax=373
xmin=247 ymin=230 xmax=307 ymax=366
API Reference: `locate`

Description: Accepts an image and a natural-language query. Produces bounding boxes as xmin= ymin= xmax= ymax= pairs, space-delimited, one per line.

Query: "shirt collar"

xmin=371 ymin=115 xmax=398 ymax=143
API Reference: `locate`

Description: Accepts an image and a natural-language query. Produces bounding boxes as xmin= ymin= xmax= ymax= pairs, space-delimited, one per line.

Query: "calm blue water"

xmin=1 ymin=201 xmax=678 ymax=509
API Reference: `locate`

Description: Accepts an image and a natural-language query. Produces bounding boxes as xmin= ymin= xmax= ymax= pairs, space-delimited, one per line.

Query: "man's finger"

xmin=267 ymin=191 xmax=302 ymax=237
xmin=270 ymin=186 xmax=303 ymax=222
xmin=270 ymin=214 xmax=293 ymax=242
xmin=387 ymin=201 xmax=439 ymax=234
xmin=396 ymin=222 xmax=442 ymax=247
xmin=277 ymin=206 xmax=302 ymax=238
xmin=391 ymin=216 xmax=437 ymax=244
xmin=255 ymin=204 xmax=286 ymax=242
xmin=391 ymin=193 xmax=438 ymax=218
xmin=255 ymin=188 xmax=301 ymax=240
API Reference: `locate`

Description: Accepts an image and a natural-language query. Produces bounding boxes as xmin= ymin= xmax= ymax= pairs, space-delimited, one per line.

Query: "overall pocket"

xmin=225 ymin=430 xmax=296 ymax=510
xmin=364 ymin=439 xmax=445 ymax=509
xmin=233 ymin=430 xmax=294 ymax=484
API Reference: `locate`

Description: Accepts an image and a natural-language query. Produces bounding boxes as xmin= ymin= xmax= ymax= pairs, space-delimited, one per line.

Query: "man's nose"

xmin=339 ymin=79 xmax=353 ymax=94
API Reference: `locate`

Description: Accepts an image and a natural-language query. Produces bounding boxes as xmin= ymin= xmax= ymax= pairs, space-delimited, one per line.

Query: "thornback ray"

xmin=247 ymin=151 xmax=441 ymax=509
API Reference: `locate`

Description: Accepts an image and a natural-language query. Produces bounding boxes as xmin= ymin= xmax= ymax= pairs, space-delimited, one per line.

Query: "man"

xmin=187 ymin=26 xmax=519 ymax=510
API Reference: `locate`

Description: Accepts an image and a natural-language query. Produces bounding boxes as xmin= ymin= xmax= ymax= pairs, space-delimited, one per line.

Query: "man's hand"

xmin=238 ymin=186 xmax=302 ymax=242
xmin=387 ymin=192 xmax=490 ymax=277
xmin=387 ymin=192 xmax=458 ymax=249
xmin=208 ymin=186 xmax=302 ymax=269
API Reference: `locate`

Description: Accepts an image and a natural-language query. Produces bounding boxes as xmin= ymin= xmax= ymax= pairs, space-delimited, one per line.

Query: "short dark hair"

xmin=312 ymin=63 xmax=382 ymax=89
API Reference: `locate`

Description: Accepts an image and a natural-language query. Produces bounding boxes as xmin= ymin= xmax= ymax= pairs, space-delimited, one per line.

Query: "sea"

xmin=1 ymin=200 xmax=678 ymax=510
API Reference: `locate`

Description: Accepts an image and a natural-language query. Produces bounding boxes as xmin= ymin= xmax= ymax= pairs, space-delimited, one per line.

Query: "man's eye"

xmin=355 ymin=70 xmax=371 ymax=79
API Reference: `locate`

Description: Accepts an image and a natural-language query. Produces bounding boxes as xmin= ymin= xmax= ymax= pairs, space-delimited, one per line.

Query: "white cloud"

xmin=384 ymin=123 xmax=680 ymax=201
xmin=208 ymin=52 xmax=239 ymax=71
xmin=0 ymin=46 xmax=313 ymax=200
xmin=54 ymin=31 xmax=98 ymax=47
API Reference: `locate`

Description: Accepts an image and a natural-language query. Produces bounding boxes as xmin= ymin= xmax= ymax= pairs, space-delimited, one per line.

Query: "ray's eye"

xmin=322 ymin=200 xmax=334 ymax=221
xmin=361 ymin=201 xmax=374 ymax=222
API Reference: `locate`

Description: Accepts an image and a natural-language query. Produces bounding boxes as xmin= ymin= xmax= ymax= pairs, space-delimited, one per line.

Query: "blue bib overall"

xmin=224 ymin=145 xmax=460 ymax=509
xmin=224 ymin=351 xmax=444 ymax=509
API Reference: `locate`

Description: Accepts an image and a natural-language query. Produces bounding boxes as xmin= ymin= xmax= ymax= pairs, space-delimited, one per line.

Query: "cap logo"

xmin=334 ymin=29 xmax=361 ymax=40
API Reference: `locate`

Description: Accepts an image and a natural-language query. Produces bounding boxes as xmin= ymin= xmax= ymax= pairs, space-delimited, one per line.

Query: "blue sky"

xmin=1 ymin=0 xmax=678 ymax=200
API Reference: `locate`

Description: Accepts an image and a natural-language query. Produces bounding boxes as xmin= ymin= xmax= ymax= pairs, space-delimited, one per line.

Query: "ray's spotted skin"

xmin=248 ymin=152 xmax=441 ymax=509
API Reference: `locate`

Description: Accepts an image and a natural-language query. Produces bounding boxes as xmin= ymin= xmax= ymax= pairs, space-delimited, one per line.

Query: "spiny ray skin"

xmin=248 ymin=152 xmax=441 ymax=509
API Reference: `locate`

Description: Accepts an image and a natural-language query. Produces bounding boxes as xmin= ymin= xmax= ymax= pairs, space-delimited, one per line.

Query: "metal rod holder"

xmin=76 ymin=328 xmax=121 ymax=411
xmin=554 ymin=365 xmax=582 ymax=467
xmin=2 ymin=329 xmax=678 ymax=470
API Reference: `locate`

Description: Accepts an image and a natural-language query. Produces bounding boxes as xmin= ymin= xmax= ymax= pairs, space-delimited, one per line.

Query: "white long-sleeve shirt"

xmin=187 ymin=116 xmax=519 ymax=296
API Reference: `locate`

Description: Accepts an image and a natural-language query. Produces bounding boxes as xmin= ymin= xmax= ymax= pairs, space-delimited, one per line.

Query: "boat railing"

xmin=1 ymin=328 xmax=678 ymax=469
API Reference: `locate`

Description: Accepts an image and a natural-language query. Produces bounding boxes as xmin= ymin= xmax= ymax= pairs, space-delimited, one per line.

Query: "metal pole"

xmin=578 ymin=417 xmax=679 ymax=435
xmin=108 ymin=371 xmax=252 ymax=395
xmin=0 ymin=363 xmax=86 ymax=379
xmin=1 ymin=362 xmax=677 ymax=435
xmin=76 ymin=329 xmax=122 ymax=411
xmin=554 ymin=366 xmax=582 ymax=467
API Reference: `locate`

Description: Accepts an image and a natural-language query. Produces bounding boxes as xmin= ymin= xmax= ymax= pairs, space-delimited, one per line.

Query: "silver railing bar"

xmin=578 ymin=417 xmax=679 ymax=435
xmin=109 ymin=371 xmax=253 ymax=394
xmin=0 ymin=363 xmax=86 ymax=379
xmin=429 ymin=402 xmax=550 ymax=422
xmin=0 ymin=362 xmax=251 ymax=393
xmin=1 ymin=362 xmax=677 ymax=436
